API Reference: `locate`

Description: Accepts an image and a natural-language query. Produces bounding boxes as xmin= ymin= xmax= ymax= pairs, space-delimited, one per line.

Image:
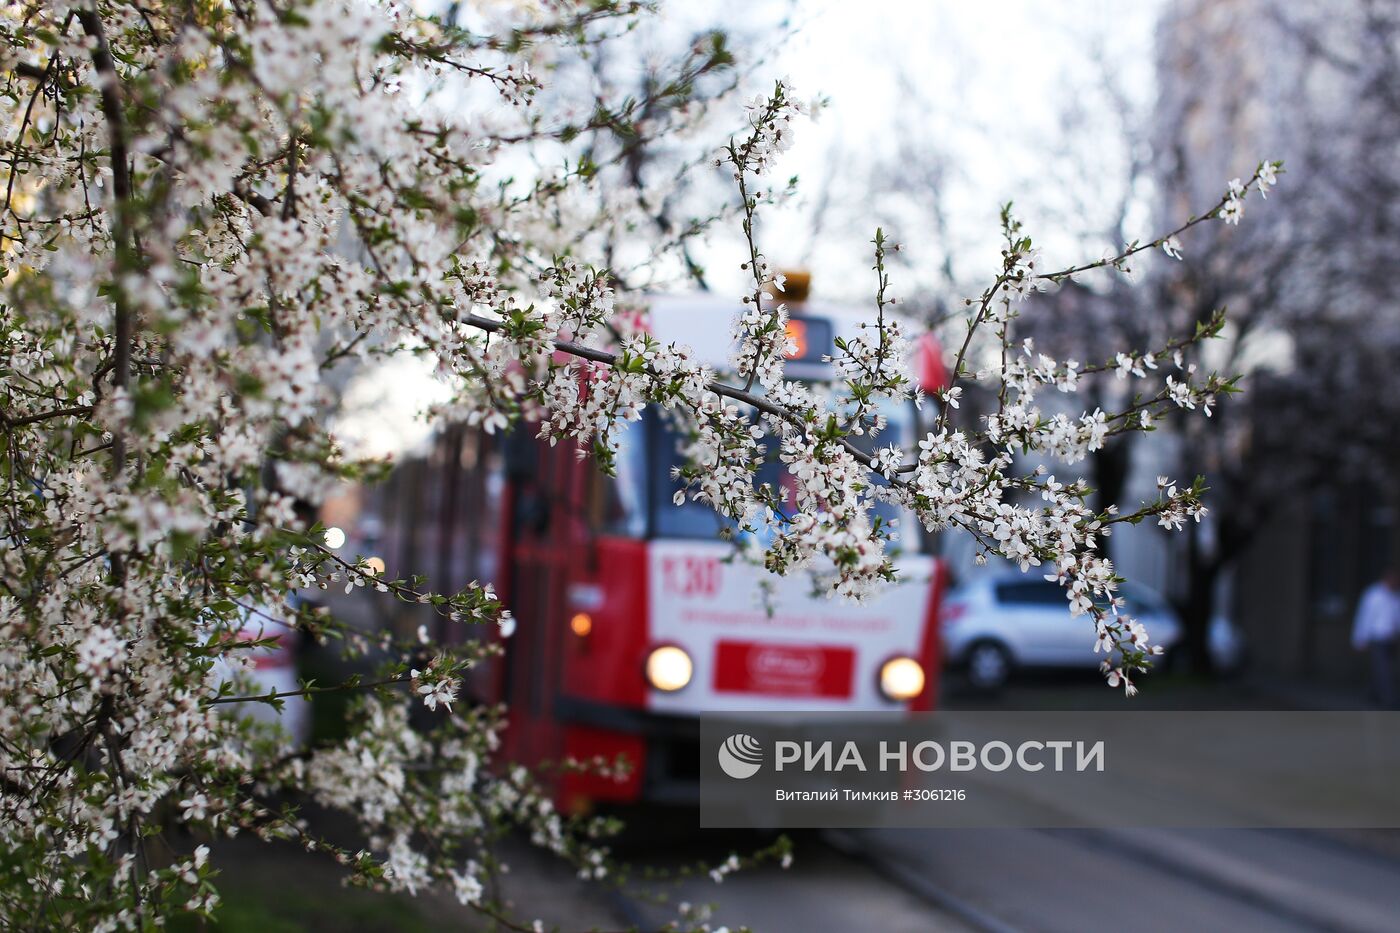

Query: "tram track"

xmin=822 ymin=829 xmax=1026 ymax=933
xmin=823 ymin=825 xmax=1400 ymax=933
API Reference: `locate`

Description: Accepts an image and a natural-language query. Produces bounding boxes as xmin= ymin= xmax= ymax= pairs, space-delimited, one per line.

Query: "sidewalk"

xmin=1240 ymin=675 xmax=1373 ymax=711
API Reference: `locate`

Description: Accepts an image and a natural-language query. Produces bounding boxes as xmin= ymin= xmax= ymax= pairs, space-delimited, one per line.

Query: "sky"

xmin=335 ymin=0 xmax=1167 ymax=460
xmin=699 ymin=0 xmax=1167 ymax=304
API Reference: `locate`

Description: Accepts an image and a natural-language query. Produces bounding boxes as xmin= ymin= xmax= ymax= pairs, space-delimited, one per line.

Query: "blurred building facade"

xmin=1153 ymin=0 xmax=1400 ymax=684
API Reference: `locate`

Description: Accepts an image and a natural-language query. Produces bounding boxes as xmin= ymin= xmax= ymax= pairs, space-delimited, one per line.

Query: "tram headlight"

xmin=644 ymin=645 xmax=693 ymax=692
xmin=878 ymin=656 xmax=926 ymax=702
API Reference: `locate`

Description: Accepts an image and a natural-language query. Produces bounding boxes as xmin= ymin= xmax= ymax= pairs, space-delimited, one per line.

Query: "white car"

xmin=940 ymin=575 xmax=1185 ymax=690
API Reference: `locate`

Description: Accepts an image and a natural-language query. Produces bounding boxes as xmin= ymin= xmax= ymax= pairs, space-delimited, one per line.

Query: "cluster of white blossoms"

xmin=0 ymin=0 xmax=1276 ymax=928
xmin=1222 ymin=161 xmax=1277 ymax=225
xmin=737 ymin=79 xmax=807 ymax=176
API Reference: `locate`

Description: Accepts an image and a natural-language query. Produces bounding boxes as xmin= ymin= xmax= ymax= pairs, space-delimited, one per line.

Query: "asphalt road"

xmin=613 ymin=824 xmax=1400 ymax=933
xmin=617 ymin=835 xmax=977 ymax=933
xmin=836 ymin=827 xmax=1400 ymax=933
xmin=208 ymin=820 xmax=1400 ymax=932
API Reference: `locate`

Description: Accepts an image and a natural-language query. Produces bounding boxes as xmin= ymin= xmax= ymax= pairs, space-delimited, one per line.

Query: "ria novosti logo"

xmin=717 ymin=733 xmax=763 ymax=779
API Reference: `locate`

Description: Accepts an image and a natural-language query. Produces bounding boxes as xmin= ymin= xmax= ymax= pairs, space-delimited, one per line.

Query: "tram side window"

xmin=594 ymin=418 xmax=648 ymax=539
xmin=838 ymin=400 xmax=917 ymax=544
xmin=646 ymin=410 xmax=764 ymax=540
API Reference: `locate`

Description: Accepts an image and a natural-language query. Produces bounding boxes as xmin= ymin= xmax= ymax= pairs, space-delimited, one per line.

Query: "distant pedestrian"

xmin=1351 ymin=568 xmax=1400 ymax=709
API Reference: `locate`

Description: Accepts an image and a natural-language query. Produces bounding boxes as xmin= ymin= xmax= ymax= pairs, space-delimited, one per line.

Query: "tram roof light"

xmin=776 ymin=268 xmax=810 ymax=302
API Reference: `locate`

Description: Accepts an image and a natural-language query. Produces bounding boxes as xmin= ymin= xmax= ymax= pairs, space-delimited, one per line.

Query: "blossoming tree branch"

xmin=0 ymin=0 xmax=1277 ymax=928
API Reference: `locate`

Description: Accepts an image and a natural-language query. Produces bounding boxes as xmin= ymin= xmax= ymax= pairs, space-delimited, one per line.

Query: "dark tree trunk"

xmin=1181 ymin=551 xmax=1220 ymax=675
xmin=1090 ymin=438 xmax=1132 ymax=563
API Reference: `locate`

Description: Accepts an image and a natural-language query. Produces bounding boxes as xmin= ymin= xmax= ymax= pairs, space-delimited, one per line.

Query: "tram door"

xmin=499 ymin=428 xmax=591 ymax=770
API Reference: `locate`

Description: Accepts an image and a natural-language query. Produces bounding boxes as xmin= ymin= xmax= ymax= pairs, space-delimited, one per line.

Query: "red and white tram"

xmin=365 ymin=282 xmax=949 ymax=812
xmin=495 ymin=285 xmax=949 ymax=811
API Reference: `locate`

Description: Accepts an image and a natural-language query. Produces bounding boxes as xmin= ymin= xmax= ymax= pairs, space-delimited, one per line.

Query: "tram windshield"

xmin=604 ymin=397 xmax=919 ymax=546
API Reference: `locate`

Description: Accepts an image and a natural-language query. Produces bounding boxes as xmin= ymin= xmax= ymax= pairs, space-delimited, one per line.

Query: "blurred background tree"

xmin=1153 ymin=0 xmax=1400 ymax=674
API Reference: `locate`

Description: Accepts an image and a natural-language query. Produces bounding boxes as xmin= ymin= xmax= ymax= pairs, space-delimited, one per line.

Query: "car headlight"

xmin=645 ymin=645 xmax=693 ymax=692
xmin=879 ymin=656 xmax=926 ymax=701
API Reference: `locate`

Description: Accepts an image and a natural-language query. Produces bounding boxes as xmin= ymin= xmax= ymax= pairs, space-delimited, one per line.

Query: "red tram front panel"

xmin=535 ymin=533 xmax=942 ymax=810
